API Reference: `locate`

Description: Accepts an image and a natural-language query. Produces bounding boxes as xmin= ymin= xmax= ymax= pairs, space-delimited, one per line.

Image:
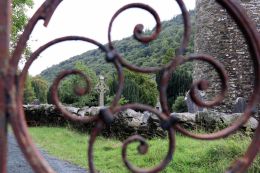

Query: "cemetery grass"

xmin=29 ymin=127 xmax=260 ymax=173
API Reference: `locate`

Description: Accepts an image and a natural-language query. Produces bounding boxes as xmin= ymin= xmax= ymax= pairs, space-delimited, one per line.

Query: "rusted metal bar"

xmin=0 ymin=0 xmax=260 ymax=172
xmin=0 ymin=0 xmax=11 ymax=172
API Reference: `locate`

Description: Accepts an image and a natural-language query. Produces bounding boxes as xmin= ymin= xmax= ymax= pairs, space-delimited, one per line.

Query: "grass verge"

xmin=29 ymin=127 xmax=260 ymax=173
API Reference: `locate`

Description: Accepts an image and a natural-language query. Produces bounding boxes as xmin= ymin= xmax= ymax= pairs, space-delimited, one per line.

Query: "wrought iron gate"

xmin=0 ymin=0 xmax=260 ymax=172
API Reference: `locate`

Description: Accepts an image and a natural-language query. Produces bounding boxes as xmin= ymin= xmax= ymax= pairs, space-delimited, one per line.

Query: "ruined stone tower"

xmin=194 ymin=0 xmax=260 ymax=113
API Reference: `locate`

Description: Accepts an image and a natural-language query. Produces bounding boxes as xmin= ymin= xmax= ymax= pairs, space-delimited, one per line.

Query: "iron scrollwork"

xmin=0 ymin=0 xmax=260 ymax=172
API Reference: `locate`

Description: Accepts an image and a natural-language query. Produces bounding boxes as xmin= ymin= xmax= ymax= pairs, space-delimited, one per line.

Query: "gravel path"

xmin=7 ymin=134 xmax=87 ymax=173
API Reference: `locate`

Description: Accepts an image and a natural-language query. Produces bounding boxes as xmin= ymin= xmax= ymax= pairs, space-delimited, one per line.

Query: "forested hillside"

xmin=40 ymin=11 xmax=195 ymax=82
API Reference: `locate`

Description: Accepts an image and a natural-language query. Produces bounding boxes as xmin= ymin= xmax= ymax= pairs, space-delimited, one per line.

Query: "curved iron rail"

xmin=0 ymin=0 xmax=259 ymax=172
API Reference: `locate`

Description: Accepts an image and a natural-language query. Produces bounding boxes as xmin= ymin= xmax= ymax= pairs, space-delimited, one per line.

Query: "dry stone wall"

xmin=24 ymin=105 xmax=258 ymax=136
xmin=194 ymin=0 xmax=260 ymax=113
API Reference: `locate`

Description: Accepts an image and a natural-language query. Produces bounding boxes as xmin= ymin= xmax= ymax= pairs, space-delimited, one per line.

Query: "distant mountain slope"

xmin=40 ymin=11 xmax=195 ymax=82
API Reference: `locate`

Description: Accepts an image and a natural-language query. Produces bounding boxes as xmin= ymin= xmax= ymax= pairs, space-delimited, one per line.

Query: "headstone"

xmin=31 ymin=99 xmax=40 ymax=105
xmin=155 ymin=98 xmax=162 ymax=111
xmin=233 ymin=97 xmax=246 ymax=113
xmin=185 ymin=90 xmax=204 ymax=113
xmin=95 ymin=75 xmax=109 ymax=107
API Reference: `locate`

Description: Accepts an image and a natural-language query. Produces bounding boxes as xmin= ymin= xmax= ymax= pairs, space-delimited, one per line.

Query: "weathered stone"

xmin=195 ymin=111 xmax=258 ymax=130
xmin=65 ymin=106 xmax=79 ymax=115
xmin=31 ymin=99 xmax=40 ymax=105
xmin=107 ymin=109 xmax=166 ymax=139
xmin=221 ymin=113 xmax=258 ymax=130
xmin=23 ymin=105 xmax=166 ymax=139
xmin=86 ymin=106 xmax=101 ymax=116
xmin=95 ymin=75 xmax=109 ymax=107
xmin=23 ymin=104 xmax=65 ymax=126
xmin=147 ymin=114 xmax=166 ymax=138
xmin=233 ymin=97 xmax=246 ymax=113
xmin=24 ymin=104 xmax=258 ymax=139
xmin=172 ymin=112 xmax=196 ymax=128
xmin=155 ymin=99 xmax=162 ymax=111
xmin=77 ymin=106 xmax=89 ymax=117
xmin=185 ymin=90 xmax=204 ymax=113
xmin=118 ymin=109 xmax=144 ymax=128
xmin=194 ymin=0 xmax=260 ymax=113
xmin=143 ymin=111 xmax=152 ymax=124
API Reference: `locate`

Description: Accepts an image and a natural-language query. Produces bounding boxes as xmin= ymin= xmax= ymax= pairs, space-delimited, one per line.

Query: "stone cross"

xmin=95 ymin=75 xmax=109 ymax=107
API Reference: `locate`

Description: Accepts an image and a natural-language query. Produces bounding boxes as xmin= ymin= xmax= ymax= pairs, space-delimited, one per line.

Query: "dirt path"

xmin=7 ymin=134 xmax=87 ymax=173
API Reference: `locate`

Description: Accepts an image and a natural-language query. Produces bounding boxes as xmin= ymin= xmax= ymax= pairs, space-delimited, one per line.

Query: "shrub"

xmin=172 ymin=96 xmax=187 ymax=113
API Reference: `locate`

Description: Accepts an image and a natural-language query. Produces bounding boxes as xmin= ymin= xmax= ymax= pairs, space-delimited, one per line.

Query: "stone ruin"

xmin=194 ymin=0 xmax=260 ymax=113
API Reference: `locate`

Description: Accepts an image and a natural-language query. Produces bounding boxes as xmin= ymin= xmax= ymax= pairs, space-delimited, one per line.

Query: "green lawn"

xmin=29 ymin=127 xmax=260 ymax=173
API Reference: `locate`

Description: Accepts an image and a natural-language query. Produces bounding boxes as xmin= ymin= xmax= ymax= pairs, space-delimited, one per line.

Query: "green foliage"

xmin=156 ymin=67 xmax=192 ymax=111
xmin=11 ymin=0 xmax=33 ymax=57
xmin=40 ymin=11 xmax=195 ymax=82
xmin=161 ymin=48 xmax=174 ymax=65
xmin=106 ymin=95 xmax=129 ymax=106
xmin=109 ymin=70 xmax=158 ymax=106
xmin=29 ymin=127 xmax=260 ymax=173
xmin=12 ymin=0 xmax=33 ymax=42
xmin=31 ymin=76 xmax=48 ymax=103
xmin=24 ymin=75 xmax=35 ymax=104
xmin=58 ymin=62 xmax=98 ymax=107
xmin=172 ymin=96 xmax=187 ymax=113
xmin=39 ymin=11 xmax=196 ymax=109
xmin=118 ymin=97 xmax=129 ymax=105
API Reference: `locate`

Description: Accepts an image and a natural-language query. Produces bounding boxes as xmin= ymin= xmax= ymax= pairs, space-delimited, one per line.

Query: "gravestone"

xmin=155 ymin=98 xmax=162 ymax=111
xmin=185 ymin=90 xmax=204 ymax=113
xmin=233 ymin=97 xmax=246 ymax=113
xmin=95 ymin=75 xmax=109 ymax=107
xmin=31 ymin=99 xmax=40 ymax=105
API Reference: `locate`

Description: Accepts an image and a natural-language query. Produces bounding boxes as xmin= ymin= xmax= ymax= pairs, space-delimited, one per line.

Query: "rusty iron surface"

xmin=0 ymin=0 xmax=259 ymax=172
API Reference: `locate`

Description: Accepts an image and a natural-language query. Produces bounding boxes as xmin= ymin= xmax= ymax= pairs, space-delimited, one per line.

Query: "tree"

xmin=58 ymin=62 xmax=98 ymax=107
xmin=109 ymin=70 xmax=158 ymax=106
xmin=161 ymin=48 xmax=174 ymax=65
xmin=31 ymin=76 xmax=48 ymax=103
xmin=24 ymin=75 xmax=36 ymax=104
xmin=11 ymin=0 xmax=33 ymax=55
xmin=12 ymin=1 xmax=35 ymax=104
xmin=156 ymin=68 xmax=192 ymax=111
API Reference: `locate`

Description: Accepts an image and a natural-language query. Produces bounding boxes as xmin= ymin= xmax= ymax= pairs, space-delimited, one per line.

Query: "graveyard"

xmin=21 ymin=72 xmax=260 ymax=172
xmin=3 ymin=0 xmax=260 ymax=172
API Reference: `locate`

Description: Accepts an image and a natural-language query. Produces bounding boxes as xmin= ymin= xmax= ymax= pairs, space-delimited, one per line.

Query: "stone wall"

xmin=194 ymin=0 xmax=260 ymax=113
xmin=24 ymin=104 xmax=167 ymax=140
xmin=24 ymin=105 xmax=258 ymax=140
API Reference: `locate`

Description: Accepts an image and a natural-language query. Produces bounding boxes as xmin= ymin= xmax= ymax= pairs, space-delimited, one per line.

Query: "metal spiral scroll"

xmin=7 ymin=0 xmax=260 ymax=172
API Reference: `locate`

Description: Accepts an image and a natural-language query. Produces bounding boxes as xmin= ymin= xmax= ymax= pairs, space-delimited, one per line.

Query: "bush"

xmin=172 ymin=96 xmax=187 ymax=113
xmin=106 ymin=95 xmax=129 ymax=106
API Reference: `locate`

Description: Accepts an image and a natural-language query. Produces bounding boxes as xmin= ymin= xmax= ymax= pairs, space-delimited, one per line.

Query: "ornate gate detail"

xmin=0 ymin=0 xmax=260 ymax=172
